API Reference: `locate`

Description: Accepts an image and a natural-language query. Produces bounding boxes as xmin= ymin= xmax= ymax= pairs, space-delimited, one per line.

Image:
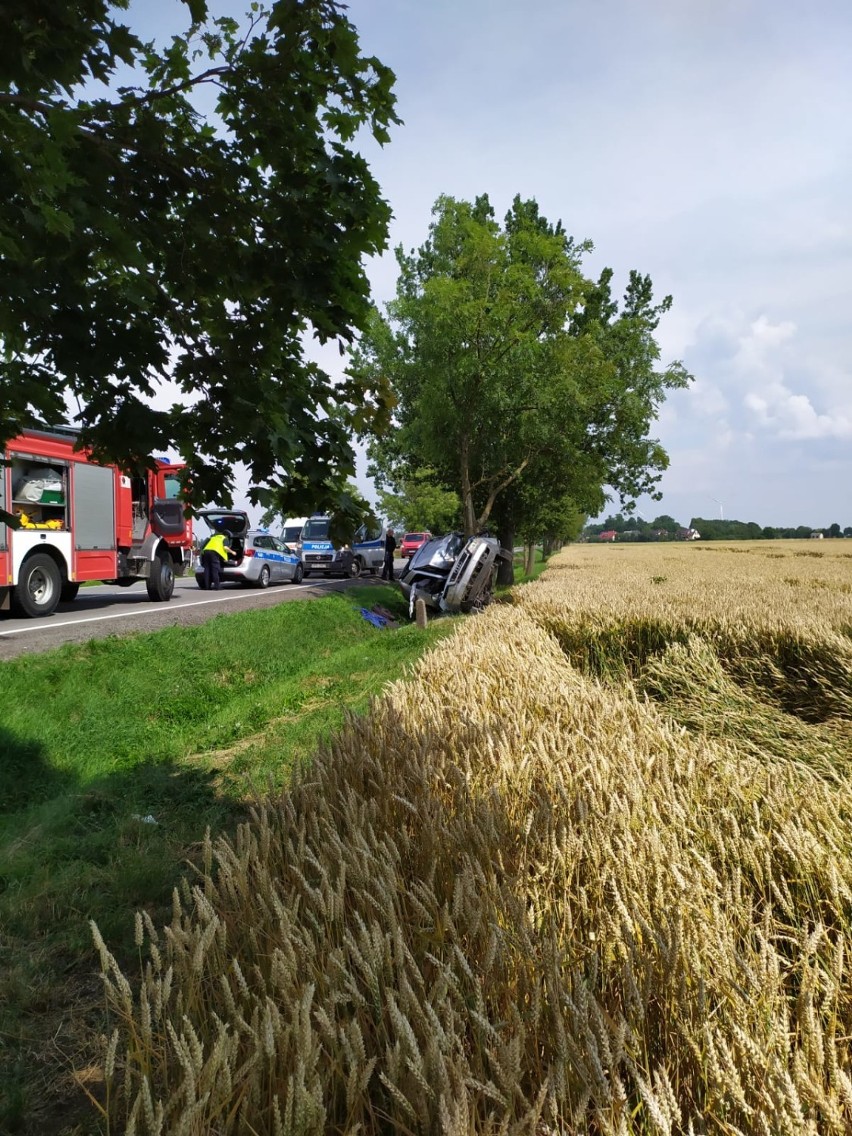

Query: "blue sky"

xmin=137 ymin=0 xmax=852 ymax=529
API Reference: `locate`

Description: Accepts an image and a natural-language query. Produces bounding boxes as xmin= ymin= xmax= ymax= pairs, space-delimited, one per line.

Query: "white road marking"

xmin=0 ymin=580 xmax=340 ymax=636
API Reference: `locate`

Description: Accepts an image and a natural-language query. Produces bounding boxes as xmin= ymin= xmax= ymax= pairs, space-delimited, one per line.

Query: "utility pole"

xmin=711 ymin=497 xmax=724 ymax=521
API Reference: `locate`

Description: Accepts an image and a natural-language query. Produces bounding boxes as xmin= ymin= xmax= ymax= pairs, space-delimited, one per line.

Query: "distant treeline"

xmin=584 ymin=514 xmax=852 ymax=541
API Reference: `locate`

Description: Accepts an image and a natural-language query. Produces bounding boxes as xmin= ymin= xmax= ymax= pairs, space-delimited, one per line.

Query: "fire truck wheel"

xmin=60 ymin=582 xmax=80 ymax=603
xmin=146 ymin=552 xmax=175 ymax=602
xmin=257 ymin=565 xmax=271 ymax=588
xmin=14 ymin=554 xmax=62 ymax=618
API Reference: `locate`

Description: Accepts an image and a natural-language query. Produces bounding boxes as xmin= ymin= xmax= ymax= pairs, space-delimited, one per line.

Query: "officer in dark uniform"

xmin=200 ymin=530 xmax=235 ymax=590
xmin=381 ymin=528 xmax=397 ymax=580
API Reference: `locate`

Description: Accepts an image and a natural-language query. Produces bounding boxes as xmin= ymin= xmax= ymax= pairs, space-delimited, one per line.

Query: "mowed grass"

xmin=0 ymin=585 xmax=453 ymax=1135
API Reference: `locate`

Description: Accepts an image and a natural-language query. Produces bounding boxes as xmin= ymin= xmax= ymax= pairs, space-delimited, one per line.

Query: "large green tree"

xmin=353 ymin=195 xmax=691 ymax=567
xmin=0 ymin=0 xmax=398 ymax=514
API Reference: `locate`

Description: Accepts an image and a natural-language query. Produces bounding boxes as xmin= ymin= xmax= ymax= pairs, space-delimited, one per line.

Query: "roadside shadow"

xmin=66 ymin=589 xmax=176 ymax=613
xmin=0 ymin=727 xmax=75 ymax=813
xmin=0 ymin=735 xmax=248 ymax=1136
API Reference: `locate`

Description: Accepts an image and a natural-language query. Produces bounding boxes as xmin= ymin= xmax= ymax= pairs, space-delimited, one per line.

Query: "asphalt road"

xmin=0 ymin=563 xmax=406 ymax=661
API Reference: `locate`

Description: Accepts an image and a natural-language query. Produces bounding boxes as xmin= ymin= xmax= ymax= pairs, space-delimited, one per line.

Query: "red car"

xmin=400 ymin=531 xmax=433 ymax=558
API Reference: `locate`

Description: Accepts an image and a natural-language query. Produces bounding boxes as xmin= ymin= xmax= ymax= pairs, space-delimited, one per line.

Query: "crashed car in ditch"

xmin=397 ymin=531 xmax=512 ymax=617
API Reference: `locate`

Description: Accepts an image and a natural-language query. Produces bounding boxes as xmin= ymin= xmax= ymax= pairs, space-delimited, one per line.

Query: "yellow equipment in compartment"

xmin=13 ymin=508 xmax=63 ymax=530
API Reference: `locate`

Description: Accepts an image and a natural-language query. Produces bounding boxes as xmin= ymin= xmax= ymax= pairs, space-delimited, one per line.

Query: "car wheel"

xmin=146 ymin=552 xmax=175 ymax=602
xmin=14 ymin=553 xmax=62 ymax=618
xmin=257 ymin=565 xmax=271 ymax=589
xmin=291 ymin=562 xmax=304 ymax=584
xmin=348 ymin=557 xmax=362 ymax=579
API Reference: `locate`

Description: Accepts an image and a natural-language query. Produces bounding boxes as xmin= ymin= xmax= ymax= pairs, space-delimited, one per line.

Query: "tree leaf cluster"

xmin=585 ymin=516 xmax=852 ymax=541
xmin=259 ymin=474 xmax=377 ymax=548
xmin=1 ymin=0 xmax=400 ymax=516
xmin=372 ymin=466 xmax=461 ymax=535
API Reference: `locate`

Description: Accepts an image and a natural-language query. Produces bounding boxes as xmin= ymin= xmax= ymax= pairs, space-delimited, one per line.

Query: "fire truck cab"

xmin=0 ymin=426 xmax=193 ymax=618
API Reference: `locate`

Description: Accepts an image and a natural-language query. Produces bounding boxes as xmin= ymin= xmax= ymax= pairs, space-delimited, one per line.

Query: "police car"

xmin=195 ymin=510 xmax=303 ymax=589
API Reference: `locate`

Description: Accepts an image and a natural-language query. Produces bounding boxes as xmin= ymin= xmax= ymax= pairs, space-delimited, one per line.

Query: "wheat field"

xmin=94 ymin=541 xmax=852 ymax=1134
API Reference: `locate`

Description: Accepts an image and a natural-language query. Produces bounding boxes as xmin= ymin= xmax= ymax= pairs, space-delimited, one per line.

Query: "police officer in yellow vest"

xmin=200 ymin=530 xmax=236 ymax=590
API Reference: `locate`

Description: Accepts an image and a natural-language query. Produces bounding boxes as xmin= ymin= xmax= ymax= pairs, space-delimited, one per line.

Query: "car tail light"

xmin=244 ymin=548 xmax=255 ymax=557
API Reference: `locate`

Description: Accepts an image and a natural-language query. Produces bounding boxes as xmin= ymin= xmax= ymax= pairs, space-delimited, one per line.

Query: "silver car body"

xmin=439 ymin=535 xmax=501 ymax=612
xmin=195 ymin=510 xmax=303 ymax=588
xmin=398 ymin=532 xmax=509 ymax=617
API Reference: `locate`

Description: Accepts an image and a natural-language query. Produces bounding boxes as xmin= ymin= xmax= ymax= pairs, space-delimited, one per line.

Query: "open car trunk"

xmin=198 ymin=509 xmax=249 ymax=566
xmin=226 ymin=536 xmax=246 ymax=566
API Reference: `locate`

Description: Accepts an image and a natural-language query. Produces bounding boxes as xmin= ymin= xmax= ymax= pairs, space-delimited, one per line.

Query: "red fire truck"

xmin=0 ymin=425 xmax=194 ymax=618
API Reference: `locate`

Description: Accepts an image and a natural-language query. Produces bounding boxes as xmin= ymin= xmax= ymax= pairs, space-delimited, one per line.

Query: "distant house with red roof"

xmin=599 ymin=530 xmax=617 ymax=542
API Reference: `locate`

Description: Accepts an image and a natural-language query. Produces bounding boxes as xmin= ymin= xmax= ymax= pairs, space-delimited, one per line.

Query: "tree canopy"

xmin=352 ymin=194 xmax=692 ymax=550
xmin=0 ymin=0 xmax=398 ymax=514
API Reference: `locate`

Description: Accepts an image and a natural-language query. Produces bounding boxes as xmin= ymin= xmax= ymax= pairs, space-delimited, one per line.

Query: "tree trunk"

xmin=460 ymin=436 xmax=476 ymax=538
xmin=524 ymin=543 xmax=535 ymax=575
xmin=497 ymin=518 xmax=515 ymax=586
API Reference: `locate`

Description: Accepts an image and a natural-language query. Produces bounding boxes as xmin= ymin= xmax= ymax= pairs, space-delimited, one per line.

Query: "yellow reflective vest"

xmin=202 ymin=533 xmax=231 ymax=561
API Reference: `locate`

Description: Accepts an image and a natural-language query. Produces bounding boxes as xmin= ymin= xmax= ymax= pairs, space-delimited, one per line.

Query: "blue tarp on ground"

xmin=359 ymin=607 xmax=390 ymax=629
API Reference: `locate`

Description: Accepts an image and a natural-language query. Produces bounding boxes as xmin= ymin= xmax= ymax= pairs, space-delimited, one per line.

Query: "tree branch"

xmin=0 ymin=94 xmax=57 ymax=115
xmin=118 ymin=66 xmax=231 ymax=109
xmin=0 ymin=65 xmax=231 ymax=120
xmin=475 ymin=456 xmax=531 ymax=529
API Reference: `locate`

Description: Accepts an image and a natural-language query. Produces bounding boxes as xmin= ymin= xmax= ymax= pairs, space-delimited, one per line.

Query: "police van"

xmin=300 ymin=514 xmax=386 ymax=578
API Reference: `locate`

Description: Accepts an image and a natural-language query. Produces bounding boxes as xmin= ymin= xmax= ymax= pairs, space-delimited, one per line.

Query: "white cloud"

xmin=733 ymin=317 xmax=797 ymax=371
xmin=702 ymin=314 xmax=852 ymax=441
xmin=745 ymin=386 xmax=852 ymax=440
xmin=690 ymin=377 xmax=730 ymax=419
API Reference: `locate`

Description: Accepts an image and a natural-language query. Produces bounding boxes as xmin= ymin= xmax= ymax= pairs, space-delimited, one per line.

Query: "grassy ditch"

xmin=510 ymin=546 xmax=549 ymax=583
xmin=0 ymin=585 xmax=452 ymax=1135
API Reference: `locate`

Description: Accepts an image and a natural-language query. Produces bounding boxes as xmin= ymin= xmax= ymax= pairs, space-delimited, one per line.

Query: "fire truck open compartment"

xmin=10 ymin=457 xmax=68 ymax=529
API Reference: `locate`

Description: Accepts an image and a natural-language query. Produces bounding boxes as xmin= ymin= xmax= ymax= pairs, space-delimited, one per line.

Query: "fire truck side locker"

xmin=71 ymin=459 xmax=117 ymax=581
